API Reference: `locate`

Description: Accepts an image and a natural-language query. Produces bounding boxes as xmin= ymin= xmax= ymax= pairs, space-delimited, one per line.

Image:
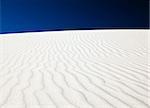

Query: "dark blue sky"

xmin=0 ymin=0 xmax=149 ymax=34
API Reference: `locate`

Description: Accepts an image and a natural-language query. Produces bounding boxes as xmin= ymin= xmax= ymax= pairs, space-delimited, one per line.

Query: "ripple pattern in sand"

xmin=0 ymin=30 xmax=149 ymax=108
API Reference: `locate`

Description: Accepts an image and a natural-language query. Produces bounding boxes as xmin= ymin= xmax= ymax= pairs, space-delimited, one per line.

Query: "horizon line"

xmin=0 ymin=27 xmax=149 ymax=35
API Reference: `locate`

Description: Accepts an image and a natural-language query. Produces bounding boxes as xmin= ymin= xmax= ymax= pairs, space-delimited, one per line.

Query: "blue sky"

xmin=0 ymin=0 xmax=149 ymax=34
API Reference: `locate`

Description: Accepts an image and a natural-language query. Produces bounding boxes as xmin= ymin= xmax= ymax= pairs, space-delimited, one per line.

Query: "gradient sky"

xmin=0 ymin=0 xmax=149 ymax=33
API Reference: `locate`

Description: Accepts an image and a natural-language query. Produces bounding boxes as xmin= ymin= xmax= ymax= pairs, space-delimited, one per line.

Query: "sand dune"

xmin=0 ymin=30 xmax=149 ymax=108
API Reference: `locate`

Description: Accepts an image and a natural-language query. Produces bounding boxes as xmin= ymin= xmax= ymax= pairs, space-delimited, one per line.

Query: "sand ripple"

xmin=0 ymin=30 xmax=149 ymax=108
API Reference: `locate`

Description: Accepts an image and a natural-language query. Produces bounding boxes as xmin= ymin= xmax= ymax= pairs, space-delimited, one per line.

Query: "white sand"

xmin=0 ymin=30 xmax=149 ymax=108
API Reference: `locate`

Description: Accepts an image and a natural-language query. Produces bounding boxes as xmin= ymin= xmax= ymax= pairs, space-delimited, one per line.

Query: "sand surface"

xmin=0 ymin=30 xmax=149 ymax=108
